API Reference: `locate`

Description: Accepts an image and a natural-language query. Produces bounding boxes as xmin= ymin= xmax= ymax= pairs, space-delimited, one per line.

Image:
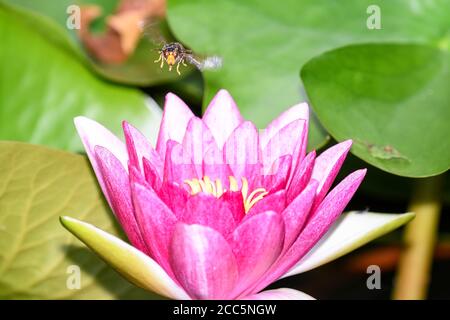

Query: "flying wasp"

xmin=154 ymin=41 xmax=222 ymax=75
xmin=141 ymin=20 xmax=222 ymax=75
xmin=154 ymin=42 xmax=191 ymax=75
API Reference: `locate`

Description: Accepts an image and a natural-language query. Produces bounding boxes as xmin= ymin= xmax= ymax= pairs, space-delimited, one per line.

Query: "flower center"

xmin=184 ymin=176 xmax=268 ymax=213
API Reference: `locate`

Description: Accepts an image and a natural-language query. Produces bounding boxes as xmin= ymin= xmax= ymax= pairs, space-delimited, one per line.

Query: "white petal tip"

xmin=284 ymin=211 xmax=415 ymax=277
xmin=217 ymin=89 xmax=232 ymax=98
xmin=242 ymin=288 xmax=316 ymax=300
xmin=73 ymin=115 xmax=92 ymax=127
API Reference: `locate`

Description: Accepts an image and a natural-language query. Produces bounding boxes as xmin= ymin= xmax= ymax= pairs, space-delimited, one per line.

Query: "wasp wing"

xmin=185 ymin=54 xmax=223 ymax=71
xmin=140 ymin=18 xmax=167 ymax=47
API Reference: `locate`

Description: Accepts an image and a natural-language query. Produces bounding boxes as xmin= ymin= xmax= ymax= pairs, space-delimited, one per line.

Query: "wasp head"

xmin=162 ymin=43 xmax=183 ymax=66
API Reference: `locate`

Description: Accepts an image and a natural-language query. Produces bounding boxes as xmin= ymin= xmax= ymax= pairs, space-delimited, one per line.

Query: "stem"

xmin=392 ymin=175 xmax=443 ymax=300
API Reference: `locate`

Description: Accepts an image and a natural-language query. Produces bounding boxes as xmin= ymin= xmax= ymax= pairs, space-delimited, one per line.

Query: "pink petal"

xmin=260 ymin=155 xmax=292 ymax=192
xmin=311 ymin=140 xmax=352 ymax=211
xmin=229 ymin=211 xmax=285 ymax=298
xmin=170 ymin=223 xmax=239 ymax=299
xmin=262 ymin=119 xmax=306 ymax=178
xmin=241 ymin=288 xmax=315 ymax=300
xmin=282 ymin=180 xmax=318 ymax=251
xmin=203 ymin=145 xmax=232 ymax=183
xmin=286 ymin=151 xmax=316 ymax=203
xmin=251 ymin=169 xmax=366 ymax=293
xmin=142 ymin=157 xmax=162 ymax=191
xmin=156 ymin=93 xmax=195 ymax=156
xmin=261 ymin=102 xmax=309 ymax=154
xmin=128 ymin=163 xmax=148 ymax=187
xmin=297 ymin=169 xmax=367 ymax=247
xmin=220 ymin=190 xmax=246 ymax=223
xmin=202 ymin=89 xmax=244 ymax=148
xmin=247 ymin=190 xmax=286 ymax=218
xmin=182 ymin=117 xmax=217 ymax=176
xmin=74 ymin=117 xmax=128 ymax=205
xmin=180 ymin=193 xmax=237 ymax=237
xmin=223 ymin=121 xmax=261 ymax=186
xmin=158 ymin=181 xmax=190 ymax=217
xmin=94 ymin=146 xmax=147 ymax=254
xmin=131 ymin=182 xmax=178 ymax=277
xmin=123 ymin=121 xmax=162 ymax=176
xmin=164 ymin=140 xmax=199 ymax=183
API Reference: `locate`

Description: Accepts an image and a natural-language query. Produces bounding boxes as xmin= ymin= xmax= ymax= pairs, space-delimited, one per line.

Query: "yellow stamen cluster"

xmin=184 ymin=176 xmax=268 ymax=213
xmin=185 ymin=176 xmax=224 ymax=197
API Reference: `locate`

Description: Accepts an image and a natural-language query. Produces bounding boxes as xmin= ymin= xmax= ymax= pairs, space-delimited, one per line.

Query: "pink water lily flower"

xmin=61 ymin=90 xmax=414 ymax=300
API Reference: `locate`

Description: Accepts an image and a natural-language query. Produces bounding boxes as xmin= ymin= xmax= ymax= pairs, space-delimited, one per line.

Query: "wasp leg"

xmin=169 ymin=65 xmax=172 ymax=72
xmin=176 ymin=61 xmax=182 ymax=75
xmin=154 ymin=54 xmax=165 ymax=69
xmin=182 ymin=59 xmax=187 ymax=67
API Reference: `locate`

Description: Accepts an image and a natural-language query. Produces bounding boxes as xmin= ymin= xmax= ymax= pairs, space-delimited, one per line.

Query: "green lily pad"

xmin=4 ymin=0 xmax=114 ymax=27
xmin=301 ymin=43 xmax=450 ymax=177
xmin=167 ymin=0 xmax=449 ymax=149
xmin=4 ymin=0 xmax=191 ymax=85
xmin=0 ymin=2 xmax=161 ymax=152
xmin=0 ymin=142 xmax=159 ymax=299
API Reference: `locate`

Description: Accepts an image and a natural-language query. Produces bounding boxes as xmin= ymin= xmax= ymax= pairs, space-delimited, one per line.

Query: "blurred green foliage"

xmin=0 ymin=2 xmax=162 ymax=151
xmin=5 ymin=0 xmax=190 ymax=85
